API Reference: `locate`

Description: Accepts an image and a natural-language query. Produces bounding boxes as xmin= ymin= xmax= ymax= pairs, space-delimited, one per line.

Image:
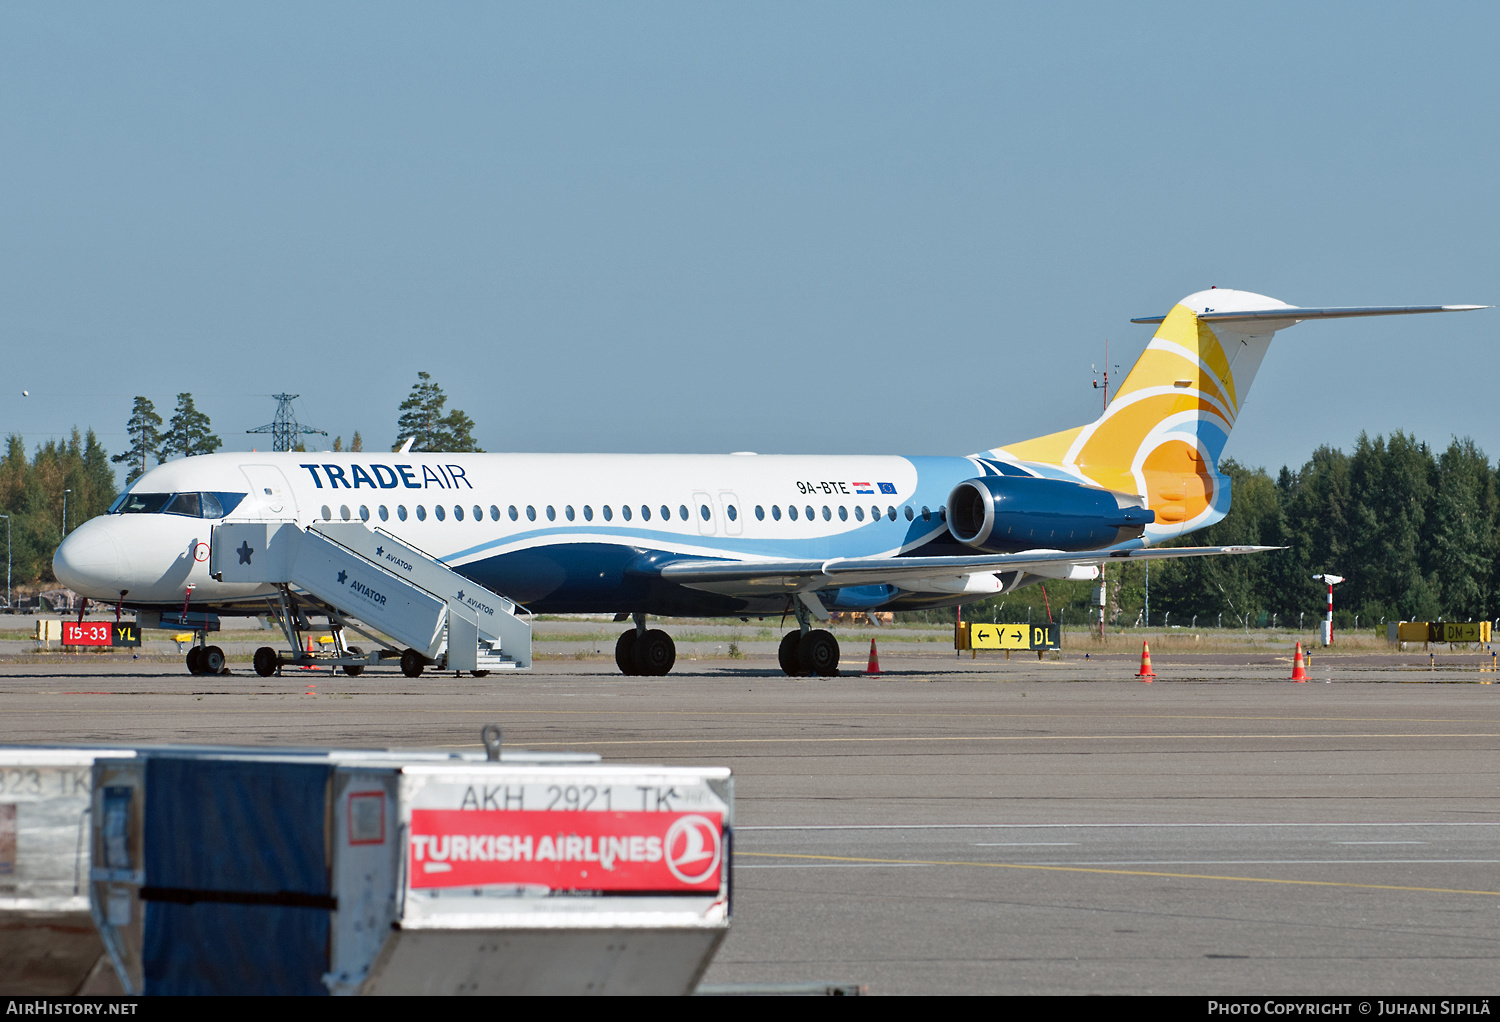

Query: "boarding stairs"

xmin=210 ymin=520 xmax=531 ymax=674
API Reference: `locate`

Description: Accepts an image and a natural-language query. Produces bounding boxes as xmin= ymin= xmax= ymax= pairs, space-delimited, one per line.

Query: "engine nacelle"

xmin=946 ymin=476 xmax=1154 ymax=553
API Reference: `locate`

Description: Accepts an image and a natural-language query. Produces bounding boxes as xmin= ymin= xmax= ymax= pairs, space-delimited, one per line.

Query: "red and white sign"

xmin=408 ymin=809 xmax=723 ymax=892
xmin=62 ymin=621 xmax=112 ymax=646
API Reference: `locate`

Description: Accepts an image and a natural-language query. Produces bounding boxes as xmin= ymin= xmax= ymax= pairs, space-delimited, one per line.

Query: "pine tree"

xmin=393 ymin=372 xmax=483 ymax=452
xmin=111 ymin=397 xmax=162 ymax=484
xmin=160 ymin=393 xmax=221 ymax=461
xmin=350 ymin=431 xmax=363 ymax=452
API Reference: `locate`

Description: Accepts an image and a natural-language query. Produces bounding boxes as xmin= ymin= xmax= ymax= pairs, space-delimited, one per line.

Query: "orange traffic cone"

xmin=301 ymin=637 xmax=316 ymax=670
xmin=864 ymin=639 xmax=882 ymax=675
xmin=1290 ymin=641 xmax=1308 ymax=682
xmin=1136 ymin=640 xmax=1156 ymax=681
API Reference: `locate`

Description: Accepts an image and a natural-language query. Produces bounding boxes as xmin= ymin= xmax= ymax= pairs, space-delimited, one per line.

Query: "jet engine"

xmin=946 ymin=476 xmax=1154 ymax=553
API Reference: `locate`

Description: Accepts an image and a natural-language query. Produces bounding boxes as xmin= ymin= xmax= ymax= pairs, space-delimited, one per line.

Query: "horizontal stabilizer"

xmin=1131 ymin=304 xmax=1487 ymax=326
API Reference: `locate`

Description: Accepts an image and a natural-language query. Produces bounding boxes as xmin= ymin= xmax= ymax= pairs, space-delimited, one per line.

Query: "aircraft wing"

xmin=657 ymin=545 xmax=1280 ymax=594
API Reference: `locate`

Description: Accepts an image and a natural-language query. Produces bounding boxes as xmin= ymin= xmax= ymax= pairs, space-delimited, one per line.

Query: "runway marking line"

xmin=514 ymin=731 xmax=1500 ymax=748
xmin=735 ymin=851 xmax=1500 ymax=897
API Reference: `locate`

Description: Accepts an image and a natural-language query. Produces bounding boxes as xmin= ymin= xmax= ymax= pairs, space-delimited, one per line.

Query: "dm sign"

xmin=61 ymin=621 xmax=141 ymax=647
xmin=970 ymin=622 xmax=1059 ymax=650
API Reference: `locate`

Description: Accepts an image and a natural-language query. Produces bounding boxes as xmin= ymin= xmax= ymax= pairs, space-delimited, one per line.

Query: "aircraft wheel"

xmin=253 ymin=646 xmax=278 ymax=677
xmin=202 ymin=645 xmax=226 ymax=675
xmin=614 ymin=629 xmax=639 ymax=675
xmin=472 ymin=670 xmax=490 ymax=677
xmin=400 ymin=648 xmax=426 ymax=678
xmin=798 ymin=629 xmax=840 ymax=677
xmin=343 ymin=645 xmax=365 ymax=677
xmin=185 ymin=646 xmax=203 ymax=675
xmin=778 ymin=631 xmax=804 ymax=676
xmin=633 ymin=628 xmax=676 ymax=676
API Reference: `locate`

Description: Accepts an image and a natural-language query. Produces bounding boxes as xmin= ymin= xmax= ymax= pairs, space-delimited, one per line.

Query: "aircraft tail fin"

xmin=986 ymin=289 xmax=1485 ymax=538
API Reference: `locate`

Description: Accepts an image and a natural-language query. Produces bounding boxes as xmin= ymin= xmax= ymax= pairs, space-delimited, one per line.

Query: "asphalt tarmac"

xmin=3 ymin=650 xmax=1498 ymax=995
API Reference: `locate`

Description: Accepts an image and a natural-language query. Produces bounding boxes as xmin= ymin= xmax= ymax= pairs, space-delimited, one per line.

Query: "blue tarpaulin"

xmin=141 ymin=757 xmax=333 ymax=995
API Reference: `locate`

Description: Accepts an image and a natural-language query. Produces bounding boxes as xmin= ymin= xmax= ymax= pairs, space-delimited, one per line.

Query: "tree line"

xmin=943 ymin=432 xmax=1500 ymax=632
xmin=1 ymin=373 xmax=480 ymax=590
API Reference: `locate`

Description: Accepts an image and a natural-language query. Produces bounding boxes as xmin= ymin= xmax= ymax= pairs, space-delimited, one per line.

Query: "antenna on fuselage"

xmin=246 ymin=393 xmax=328 ymax=452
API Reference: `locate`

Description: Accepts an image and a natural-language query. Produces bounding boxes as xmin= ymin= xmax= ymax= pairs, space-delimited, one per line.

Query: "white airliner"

xmin=53 ymin=288 xmax=1484 ymax=677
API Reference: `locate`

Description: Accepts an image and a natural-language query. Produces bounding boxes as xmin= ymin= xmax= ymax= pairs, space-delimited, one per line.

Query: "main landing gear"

xmin=615 ymin=612 xmax=677 ymax=676
xmin=186 ymin=644 xmax=228 ymax=676
xmin=778 ymin=596 xmax=840 ymax=677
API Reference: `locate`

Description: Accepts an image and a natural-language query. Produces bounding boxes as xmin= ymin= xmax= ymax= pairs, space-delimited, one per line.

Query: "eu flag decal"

xmin=877 ymin=482 xmax=897 ymax=494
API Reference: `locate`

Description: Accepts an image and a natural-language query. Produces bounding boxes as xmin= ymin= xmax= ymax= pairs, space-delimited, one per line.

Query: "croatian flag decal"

xmin=853 ymin=482 xmax=874 ymax=494
xmin=877 ymin=482 xmax=897 ymax=495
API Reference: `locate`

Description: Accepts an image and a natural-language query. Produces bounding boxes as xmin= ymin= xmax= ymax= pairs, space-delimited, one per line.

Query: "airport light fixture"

xmin=62 ymin=489 xmax=71 ymax=537
xmin=1314 ymin=574 xmax=1345 ymax=646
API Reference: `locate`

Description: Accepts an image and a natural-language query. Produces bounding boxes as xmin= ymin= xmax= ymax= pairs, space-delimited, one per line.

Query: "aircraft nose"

xmin=52 ymin=521 xmax=123 ymax=597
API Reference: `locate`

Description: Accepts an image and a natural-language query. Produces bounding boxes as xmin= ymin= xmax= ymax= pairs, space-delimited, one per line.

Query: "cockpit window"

xmin=117 ymin=493 xmax=172 ymax=514
xmin=111 ymin=491 xmax=246 ymax=519
xmin=164 ymin=492 xmax=202 ymax=517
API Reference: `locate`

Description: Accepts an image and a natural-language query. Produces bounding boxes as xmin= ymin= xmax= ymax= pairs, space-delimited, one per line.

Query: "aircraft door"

xmin=241 ymin=465 xmax=297 ymax=516
xmin=691 ymin=491 xmax=717 ymax=536
xmin=719 ymin=491 xmax=742 ymax=536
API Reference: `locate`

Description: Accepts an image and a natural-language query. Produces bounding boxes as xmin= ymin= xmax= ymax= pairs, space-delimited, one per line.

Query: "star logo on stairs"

xmin=457 ymin=590 xmax=465 ymax=601
xmin=375 ymin=546 xmax=383 ymax=557
xmin=237 ymin=541 xmax=253 ymax=565
xmin=337 ymin=570 xmax=348 ymax=584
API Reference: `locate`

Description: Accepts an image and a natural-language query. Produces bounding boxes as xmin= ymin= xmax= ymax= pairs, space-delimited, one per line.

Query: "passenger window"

xmin=546 ymin=506 xmax=556 ymax=521
xmin=526 ymin=505 xmax=536 ymax=521
xmin=854 ymin=506 xmax=864 ymax=522
xmin=640 ymin=506 xmax=650 ymax=521
xmin=838 ymin=506 xmax=848 ymax=521
xmin=921 ymin=506 xmax=930 ymax=522
xmin=788 ymin=505 xmax=798 ymax=521
xmin=339 ymin=505 xmax=350 ymax=521
xmin=904 ymin=506 xmax=914 ymax=521
xmin=435 ymin=505 xmax=446 ymax=521
xmin=508 ymin=505 xmax=518 ymax=521
xmin=454 ymin=505 xmax=464 ymax=521
xmin=378 ymin=506 xmax=389 ymax=522
xmin=679 ymin=505 xmax=689 ymax=521
xmin=622 ymin=505 xmax=632 ymax=521
xmin=565 ymin=505 xmax=575 ymax=521
xmin=359 ymin=506 xmax=370 ymax=522
xmin=661 ymin=506 xmax=671 ymax=521
xmin=805 ymin=505 xmax=814 ymax=521
xmin=771 ymin=505 xmax=781 ymax=521
xmin=939 ymin=506 xmax=947 ymax=522
xmin=583 ymin=505 xmax=593 ymax=521
xmin=416 ymin=506 xmax=427 ymax=521
xmin=700 ymin=504 xmax=710 ymax=521
xmin=755 ymin=506 xmax=765 ymax=521
xmin=727 ymin=505 xmax=737 ymax=521
xmin=490 ymin=505 xmax=500 ymax=521
xmin=602 ymin=505 xmax=611 ymax=521
xmin=474 ymin=505 xmax=483 ymax=521
xmin=888 ymin=506 xmax=897 ymax=521
xmin=397 ymin=505 xmax=408 ymax=521
xmin=321 ymin=505 xmax=331 ymax=520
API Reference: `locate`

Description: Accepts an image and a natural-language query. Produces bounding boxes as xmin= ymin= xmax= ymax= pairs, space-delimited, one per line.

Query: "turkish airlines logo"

xmin=664 ymin=815 xmax=721 ymax=885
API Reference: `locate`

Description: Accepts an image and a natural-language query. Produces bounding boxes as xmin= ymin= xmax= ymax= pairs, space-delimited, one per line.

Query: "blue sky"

xmin=2 ymin=3 xmax=1495 ymax=482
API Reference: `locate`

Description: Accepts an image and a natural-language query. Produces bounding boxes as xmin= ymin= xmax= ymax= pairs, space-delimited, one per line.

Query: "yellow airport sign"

xmin=1439 ymin=621 xmax=1490 ymax=643
xmin=970 ymin=623 xmax=1059 ymax=650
